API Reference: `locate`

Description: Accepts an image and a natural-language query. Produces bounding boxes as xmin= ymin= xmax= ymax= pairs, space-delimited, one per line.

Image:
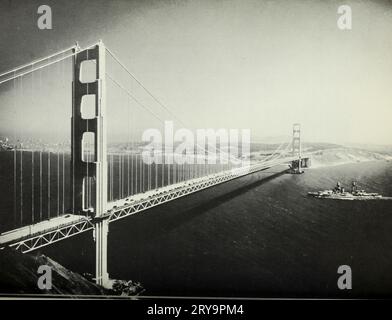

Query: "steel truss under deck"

xmin=1 ymin=156 xmax=302 ymax=253
xmin=107 ymin=157 xmax=296 ymax=222
xmin=8 ymin=219 xmax=94 ymax=253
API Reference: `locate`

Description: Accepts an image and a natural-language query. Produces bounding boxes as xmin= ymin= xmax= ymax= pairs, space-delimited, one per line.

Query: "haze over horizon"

xmin=1 ymin=0 xmax=392 ymax=146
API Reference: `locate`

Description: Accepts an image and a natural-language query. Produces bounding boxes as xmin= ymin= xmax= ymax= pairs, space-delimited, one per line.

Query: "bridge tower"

xmin=71 ymin=41 xmax=109 ymax=287
xmin=291 ymin=123 xmax=302 ymax=173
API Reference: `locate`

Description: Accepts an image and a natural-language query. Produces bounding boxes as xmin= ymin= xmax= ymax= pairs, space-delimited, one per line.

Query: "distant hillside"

xmin=249 ymin=142 xmax=392 ymax=167
xmin=309 ymin=147 xmax=392 ymax=168
xmin=303 ymin=142 xmax=343 ymax=152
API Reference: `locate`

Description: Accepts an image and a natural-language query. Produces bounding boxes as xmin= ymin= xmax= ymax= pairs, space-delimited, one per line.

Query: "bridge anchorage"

xmin=0 ymin=39 xmax=312 ymax=289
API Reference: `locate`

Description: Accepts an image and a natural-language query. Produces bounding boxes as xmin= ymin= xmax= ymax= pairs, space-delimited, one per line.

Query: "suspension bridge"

xmin=0 ymin=40 xmax=310 ymax=287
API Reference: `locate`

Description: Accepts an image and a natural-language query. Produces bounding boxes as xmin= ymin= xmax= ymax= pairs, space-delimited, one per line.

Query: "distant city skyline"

xmin=1 ymin=0 xmax=392 ymax=145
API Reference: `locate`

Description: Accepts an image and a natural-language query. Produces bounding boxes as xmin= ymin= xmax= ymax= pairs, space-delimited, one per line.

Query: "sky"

xmin=0 ymin=0 xmax=392 ymax=145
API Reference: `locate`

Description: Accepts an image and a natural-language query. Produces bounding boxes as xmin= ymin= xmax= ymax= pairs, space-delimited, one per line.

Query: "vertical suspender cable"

xmin=173 ymin=159 xmax=176 ymax=185
xmin=119 ymin=154 xmax=121 ymax=199
xmin=127 ymin=97 xmax=130 ymax=197
xmin=162 ymin=149 xmax=164 ymax=187
xmin=130 ymin=97 xmax=133 ymax=195
xmin=48 ymin=152 xmax=50 ymax=218
xmin=40 ymin=150 xmax=42 ymax=220
xmin=121 ymin=154 xmax=123 ymax=198
xmin=20 ymin=77 xmax=23 ymax=226
xmin=111 ymin=154 xmax=114 ymax=200
xmin=131 ymin=109 xmax=134 ymax=195
xmin=121 ymin=154 xmax=123 ymax=199
xmin=13 ymin=149 xmax=16 ymax=227
xmin=62 ymin=150 xmax=65 ymax=214
xmin=72 ymin=51 xmax=75 ymax=213
xmin=109 ymin=154 xmax=113 ymax=201
xmin=32 ymin=151 xmax=34 ymax=223
xmin=135 ymin=153 xmax=138 ymax=194
xmin=20 ymin=149 xmax=23 ymax=225
xmin=108 ymin=153 xmax=110 ymax=201
xmin=39 ymin=69 xmax=43 ymax=221
xmin=147 ymin=158 xmax=151 ymax=190
xmin=155 ymin=156 xmax=158 ymax=189
xmin=109 ymin=154 xmax=111 ymax=201
xmin=108 ymin=153 xmax=111 ymax=201
xmin=61 ymin=53 xmax=67 ymax=214
xmin=118 ymin=154 xmax=120 ymax=199
xmin=13 ymin=72 xmax=17 ymax=227
xmin=167 ymin=156 xmax=170 ymax=186
xmin=128 ymin=152 xmax=130 ymax=196
xmin=140 ymin=153 xmax=143 ymax=192
xmin=140 ymin=152 xmax=142 ymax=193
xmin=57 ymin=150 xmax=60 ymax=216
xmin=31 ymin=65 xmax=34 ymax=224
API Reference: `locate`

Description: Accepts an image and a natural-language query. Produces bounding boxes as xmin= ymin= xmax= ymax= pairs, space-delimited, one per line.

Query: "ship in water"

xmin=308 ymin=181 xmax=383 ymax=200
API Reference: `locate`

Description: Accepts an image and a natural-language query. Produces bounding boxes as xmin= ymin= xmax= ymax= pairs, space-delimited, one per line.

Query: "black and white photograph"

xmin=0 ymin=0 xmax=392 ymax=311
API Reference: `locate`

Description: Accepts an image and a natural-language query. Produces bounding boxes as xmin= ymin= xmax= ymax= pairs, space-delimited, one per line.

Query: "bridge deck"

xmin=0 ymin=156 xmax=306 ymax=253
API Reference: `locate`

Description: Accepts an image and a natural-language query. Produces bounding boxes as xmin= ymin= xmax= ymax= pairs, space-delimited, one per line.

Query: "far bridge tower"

xmin=290 ymin=123 xmax=310 ymax=173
